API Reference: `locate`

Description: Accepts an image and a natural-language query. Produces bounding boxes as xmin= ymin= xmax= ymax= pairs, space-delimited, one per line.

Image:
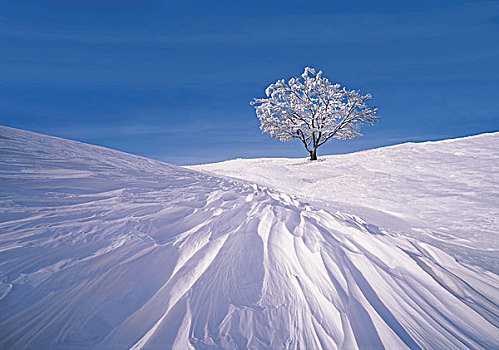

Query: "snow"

xmin=1 ymin=126 xmax=498 ymax=349
xmin=190 ymin=133 xmax=499 ymax=274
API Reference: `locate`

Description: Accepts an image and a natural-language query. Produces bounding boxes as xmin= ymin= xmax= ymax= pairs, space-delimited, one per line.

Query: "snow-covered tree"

xmin=251 ymin=67 xmax=379 ymax=160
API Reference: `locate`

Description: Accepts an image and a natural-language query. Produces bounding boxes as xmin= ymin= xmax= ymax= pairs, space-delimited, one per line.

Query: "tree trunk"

xmin=309 ymin=148 xmax=317 ymax=161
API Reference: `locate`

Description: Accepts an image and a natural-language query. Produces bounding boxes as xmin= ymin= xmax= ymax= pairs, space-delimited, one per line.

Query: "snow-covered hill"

xmin=1 ymin=126 xmax=498 ymax=349
xmin=190 ymin=133 xmax=499 ymax=274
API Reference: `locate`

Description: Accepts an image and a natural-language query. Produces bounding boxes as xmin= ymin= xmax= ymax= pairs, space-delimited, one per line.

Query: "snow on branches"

xmin=251 ymin=67 xmax=379 ymax=160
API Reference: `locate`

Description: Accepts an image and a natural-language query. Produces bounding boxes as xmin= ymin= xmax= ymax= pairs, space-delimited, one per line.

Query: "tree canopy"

xmin=251 ymin=67 xmax=379 ymax=160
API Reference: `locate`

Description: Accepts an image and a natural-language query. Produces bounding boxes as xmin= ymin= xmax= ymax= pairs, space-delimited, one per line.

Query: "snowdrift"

xmin=191 ymin=133 xmax=499 ymax=274
xmin=0 ymin=126 xmax=497 ymax=349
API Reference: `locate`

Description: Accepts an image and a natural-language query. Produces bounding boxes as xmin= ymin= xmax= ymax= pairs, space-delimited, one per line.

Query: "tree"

xmin=251 ymin=67 xmax=379 ymax=160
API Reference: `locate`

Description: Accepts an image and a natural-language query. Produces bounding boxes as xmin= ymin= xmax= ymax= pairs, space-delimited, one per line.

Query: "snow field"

xmin=191 ymin=133 xmax=499 ymax=273
xmin=1 ymin=126 xmax=498 ymax=349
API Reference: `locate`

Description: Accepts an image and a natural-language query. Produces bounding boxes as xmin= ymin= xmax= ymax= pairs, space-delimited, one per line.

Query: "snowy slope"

xmin=1 ymin=126 xmax=498 ymax=349
xmin=190 ymin=133 xmax=499 ymax=274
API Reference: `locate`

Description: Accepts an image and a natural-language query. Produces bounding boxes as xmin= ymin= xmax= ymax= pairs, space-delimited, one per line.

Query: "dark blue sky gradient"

xmin=1 ymin=0 xmax=498 ymax=164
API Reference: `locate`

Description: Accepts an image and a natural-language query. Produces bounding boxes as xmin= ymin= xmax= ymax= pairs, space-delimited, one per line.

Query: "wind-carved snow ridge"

xmin=0 ymin=126 xmax=498 ymax=349
xmin=190 ymin=132 xmax=499 ymax=274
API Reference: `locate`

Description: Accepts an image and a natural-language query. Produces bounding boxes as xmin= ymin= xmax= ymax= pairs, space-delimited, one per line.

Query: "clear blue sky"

xmin=1 ymin=0 xmax=498 ymax=165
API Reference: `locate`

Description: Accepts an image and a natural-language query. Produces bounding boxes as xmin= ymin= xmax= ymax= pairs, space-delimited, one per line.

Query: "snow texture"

xmin=191 ymin=133 xmax=499 ymax=275
xmin=1 ymin=126 xmax=498 ymax=349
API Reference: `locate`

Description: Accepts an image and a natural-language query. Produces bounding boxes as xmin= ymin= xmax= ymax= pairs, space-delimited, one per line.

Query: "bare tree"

xmin=251 ymin=67 xmax=379 ymax=160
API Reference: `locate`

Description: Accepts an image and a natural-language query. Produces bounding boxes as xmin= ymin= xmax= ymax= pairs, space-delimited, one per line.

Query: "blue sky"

xmin=1 ymin=0 xmax=498 ymax=165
